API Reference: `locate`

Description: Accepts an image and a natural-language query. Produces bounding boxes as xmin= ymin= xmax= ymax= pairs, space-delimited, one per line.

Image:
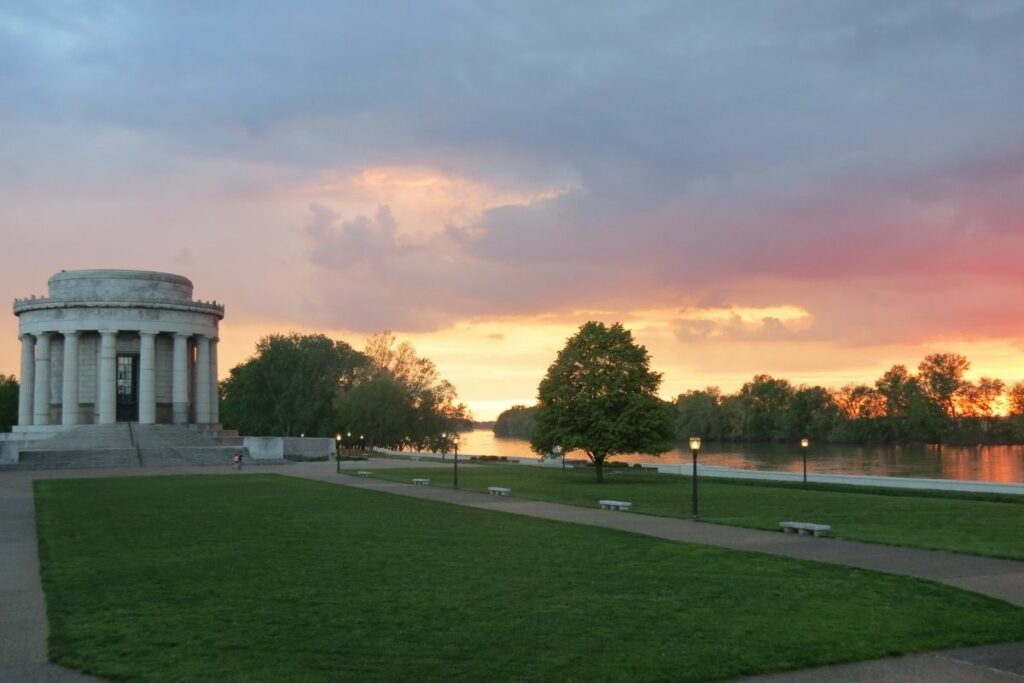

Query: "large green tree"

xmin=220 ymin=334 xmax=367 ymax=437
xmin=0 ymin=374 xmax=18 ymax=432
xmin=531 ymin=322 xmax=675 ymax=482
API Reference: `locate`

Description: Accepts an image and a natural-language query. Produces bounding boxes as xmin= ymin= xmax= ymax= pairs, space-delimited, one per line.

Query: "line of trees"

xmin=496 ymin=352 xmax=1024 ymax=446
xmin=220 ymin=331 xmax=470 ymax=449
xmin=677 ymin=353 xmax=1024 ymax=445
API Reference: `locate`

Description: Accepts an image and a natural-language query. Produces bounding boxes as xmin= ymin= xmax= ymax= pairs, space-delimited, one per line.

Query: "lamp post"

xmin=359 ymin=434 xmax=365 ymax=453
xmin=554 ymin=444 xmax=564 ymax=471
xmin=800 ymin=437 xmax=809 ymax=487
xmin=689 ymin=436 xmax=701 ymax=520
xmin=440 ymin=432 xmax=447 ymax=462
xmin=452 ymin=432 xmax=460 ymax=489
xmin=335 ymin=434 xmax=342 ymax=474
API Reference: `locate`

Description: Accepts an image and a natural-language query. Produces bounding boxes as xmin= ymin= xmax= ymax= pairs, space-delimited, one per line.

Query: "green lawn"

xmin=34 ymin=475 xmax=1024 ymax=682
xmin=367 ymin=464 xmax=1024 ymax=559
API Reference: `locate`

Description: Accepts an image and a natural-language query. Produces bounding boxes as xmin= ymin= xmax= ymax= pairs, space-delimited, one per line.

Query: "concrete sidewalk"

xmin=3 ymin=460 xmax=1023 ymax=682
xmin=0 ymin=474 xmax=106 ymax=682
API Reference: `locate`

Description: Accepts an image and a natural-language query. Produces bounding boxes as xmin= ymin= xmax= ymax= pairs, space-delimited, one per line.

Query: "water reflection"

xmin=457 ymin=430 xmax=1024 ymax=483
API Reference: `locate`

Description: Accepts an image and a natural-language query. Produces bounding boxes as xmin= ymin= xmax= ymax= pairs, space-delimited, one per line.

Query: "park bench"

xmin=779 ymin=521 xmax=831 ymax=537
xmin=599 ymin=499 xmax=632 ymax=512
xmin=412 ymin=478 xmax=430 ymax=486
xmin=356 ymin=471 xmax=372 ymax=477
xmin=488 ymin=486 xmax=512 ymax=496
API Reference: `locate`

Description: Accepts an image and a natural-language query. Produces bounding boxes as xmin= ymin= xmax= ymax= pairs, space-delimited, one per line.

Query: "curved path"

xmin=2 ymin=459 xmax=1023 ymax=682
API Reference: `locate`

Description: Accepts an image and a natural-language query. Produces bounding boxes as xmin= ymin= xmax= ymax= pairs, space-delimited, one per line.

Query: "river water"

xmin=457 ymin=429 xmax=1024 ymax=484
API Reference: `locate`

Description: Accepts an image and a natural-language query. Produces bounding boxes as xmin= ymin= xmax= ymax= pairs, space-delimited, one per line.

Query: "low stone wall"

xmin=0 ymin=442 xmax=19 ymax=464
xmin=242 ymin=436 xmax=334 ymax=461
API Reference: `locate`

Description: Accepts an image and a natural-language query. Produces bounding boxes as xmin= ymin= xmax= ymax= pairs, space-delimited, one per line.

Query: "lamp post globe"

xmin=452 ymin=432 xmax=460 ymax=489
xmin=800 ymin=437 xmax=810 ymax=487
xmin=689 ymin=437 xmax=701 ymax=519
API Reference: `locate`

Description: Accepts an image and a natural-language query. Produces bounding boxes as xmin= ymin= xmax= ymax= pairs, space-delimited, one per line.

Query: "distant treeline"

xmin=495 ymin=353 xmax=1024 ymax=446
xmin=493 ymin=405 xmax=537 ymax=439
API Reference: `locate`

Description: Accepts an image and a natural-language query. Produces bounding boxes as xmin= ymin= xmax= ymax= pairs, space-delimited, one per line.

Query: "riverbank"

xmin=451 ymin=429 xmax=1024 ymax=483
xmin=374 ymin=446 xmax=1024 ymax=496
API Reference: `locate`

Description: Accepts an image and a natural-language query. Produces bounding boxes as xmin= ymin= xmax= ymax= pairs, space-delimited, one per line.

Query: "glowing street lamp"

xmin=800 ymin=437 xmax=810 ymax=487
xmin=689 ymin=436 xmax=702 ymax=520
xmin=440 ymin=432 xmax=447 ymax=462
xmin=335 ymin=434 xmax=342 ymax=473
xmin=452 ymin=432 xmax=460 ymax=489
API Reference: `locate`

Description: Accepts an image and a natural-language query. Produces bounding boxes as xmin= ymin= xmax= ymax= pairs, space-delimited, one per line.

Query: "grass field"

xmin=366 ymin=464 xmax=1024 ymax=559
xmin=34 ymin=474 xmax=1024 ymax=682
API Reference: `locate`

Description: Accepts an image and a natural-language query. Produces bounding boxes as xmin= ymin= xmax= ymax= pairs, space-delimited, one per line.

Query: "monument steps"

xmin=13 ymin=448 xmax=141 ymax=470
xmin=21 ymin=424 xmax=135 ymax=451
xmin=138 ymin=447 xmax=276 ymax=467
xmin=0 ymin=424 xmax=274 ymax=469
xmin=133 ymin=424 xmax=237 ymax=448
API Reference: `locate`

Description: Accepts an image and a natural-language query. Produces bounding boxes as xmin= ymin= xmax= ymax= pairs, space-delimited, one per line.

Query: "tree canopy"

xmin=493 ymin=405 xmax=537 ymax=438
xmin=531 ymin=322 xmax=675 ymax=482
xmin=336 ymin=331 xmax=471 ymax=450
xmin=220 ymin=331 xmax=470 ymax=449
xmin=220 ymin=334 xmax=367 ymax=437
xmin=674 ymin=352 xmax=1024 ymax=446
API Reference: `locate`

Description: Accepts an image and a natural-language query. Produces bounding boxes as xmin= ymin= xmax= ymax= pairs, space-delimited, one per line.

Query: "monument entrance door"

xmin=116 ymin=354 xmax=139 ymax=422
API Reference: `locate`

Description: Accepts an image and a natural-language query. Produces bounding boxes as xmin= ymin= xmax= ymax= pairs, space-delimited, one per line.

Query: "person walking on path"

xmin=232 ymin=451 xmax=242 ymax=470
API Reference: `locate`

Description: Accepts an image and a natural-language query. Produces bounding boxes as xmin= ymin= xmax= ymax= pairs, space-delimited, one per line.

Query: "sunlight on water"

xmin=456 ymin=430 xmax=1024 ymax=483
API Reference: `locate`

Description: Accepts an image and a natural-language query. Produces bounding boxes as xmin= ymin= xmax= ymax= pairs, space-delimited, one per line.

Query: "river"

xmin=456 ymin=429 xmax=1024 ymax=484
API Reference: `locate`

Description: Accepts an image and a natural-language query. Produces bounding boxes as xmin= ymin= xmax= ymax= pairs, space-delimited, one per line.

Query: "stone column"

xmin=18 ymin=334 xmax=35 ymax=427
xmin=61 ymin=331 xmax=80 ymax=426
xmin=98 ymin=331 xmax=118 ymax=425
xmin=209 ymin=337 xmax=219 ymax=425
xmin=32 ymin=332 xmax=51 ymax=425
xmin=139 ymin=332 xmax=156 ymax=424
xmin=195 ymin=335 xmax=211 ymax=424
xmin=172 ymin=333 xmax=189 ymax=425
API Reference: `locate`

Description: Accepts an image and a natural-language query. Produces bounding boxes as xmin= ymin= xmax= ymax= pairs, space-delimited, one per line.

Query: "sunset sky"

xmin=3 ymin=2 xmax=1024 ymax=420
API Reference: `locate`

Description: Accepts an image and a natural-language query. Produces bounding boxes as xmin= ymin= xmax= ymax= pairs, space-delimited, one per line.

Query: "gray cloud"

xmin=2 ymin=1 xmax=1024 ymax=344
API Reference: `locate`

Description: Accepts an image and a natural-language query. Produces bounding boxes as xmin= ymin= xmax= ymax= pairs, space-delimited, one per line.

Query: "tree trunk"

xmin=594 ymin=454 xmax=604 ymax=483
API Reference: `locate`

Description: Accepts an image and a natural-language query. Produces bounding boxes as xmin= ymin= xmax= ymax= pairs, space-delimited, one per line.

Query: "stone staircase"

xmin=0 ymin=423 xmax=276 ymax=470
xmin=13 ymin=449 xmax=140 ymax=470
xmin=23 ymin=424 xmax=135 ymax=450
xmin=137 ymin=446 xmax=259 ymax=467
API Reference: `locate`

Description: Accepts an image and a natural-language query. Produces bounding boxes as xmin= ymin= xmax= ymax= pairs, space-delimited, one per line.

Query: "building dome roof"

xmin=47 ymin=270 xmax=194 ymax=303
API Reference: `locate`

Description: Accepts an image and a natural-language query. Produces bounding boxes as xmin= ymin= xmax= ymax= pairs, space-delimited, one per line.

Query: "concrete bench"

xmin=780 ymin=521 xmax=831 ymax=537
xmin=599 ymin=499 xmax=632 ymax=512
xmin=412 ymin=478 xmax=430 ymax=486
xmin=488 ymin=486 xmax=511 ymax=496
xmin=356 ymin=471 xmax=372 ymax=477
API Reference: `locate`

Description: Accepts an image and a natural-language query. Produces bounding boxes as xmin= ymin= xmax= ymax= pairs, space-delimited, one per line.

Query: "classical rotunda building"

xmin=13 ymin=269 xmax=224 ymax=432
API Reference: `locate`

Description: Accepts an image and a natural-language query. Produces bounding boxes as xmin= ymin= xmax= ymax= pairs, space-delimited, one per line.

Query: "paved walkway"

xmin=2 ymin=459 xmax=1023 ymax=682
